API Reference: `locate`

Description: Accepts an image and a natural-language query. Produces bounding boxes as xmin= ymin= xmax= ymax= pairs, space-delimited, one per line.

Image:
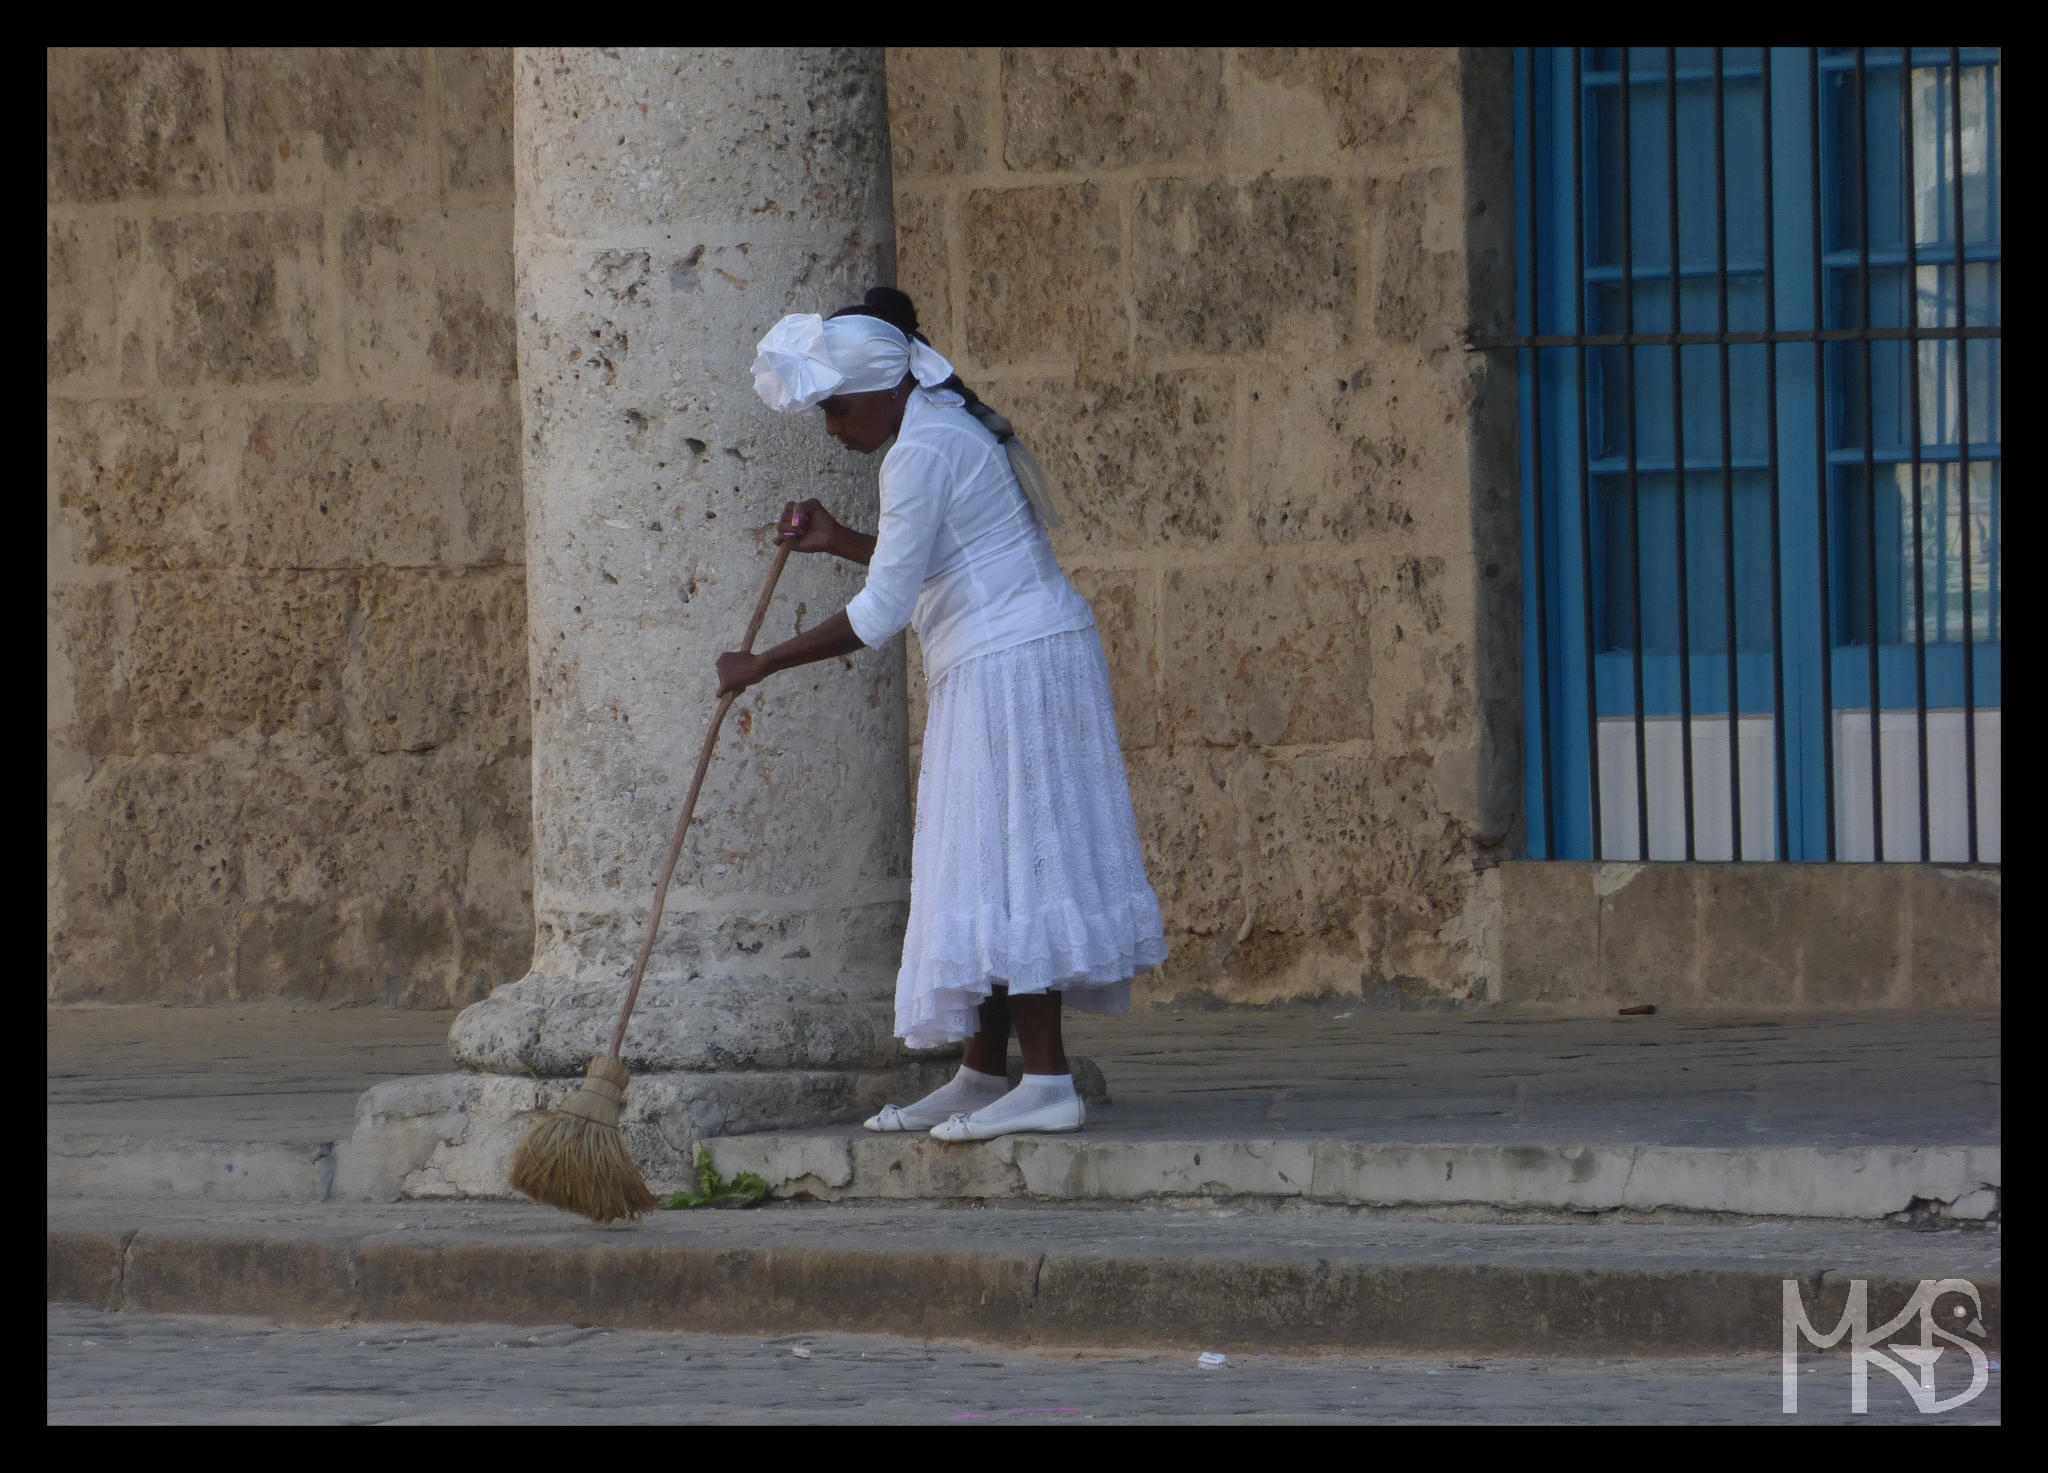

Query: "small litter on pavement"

xmin=1198 ymin=1351 xmax=1229 ymax=1368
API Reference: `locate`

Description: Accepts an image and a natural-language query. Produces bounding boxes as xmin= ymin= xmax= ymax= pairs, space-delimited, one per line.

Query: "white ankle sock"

xmin=894 ymin=1064 xmax=1008 ymax=1126
xmin=962 ymin=1072 xmax=1078 ymax=1127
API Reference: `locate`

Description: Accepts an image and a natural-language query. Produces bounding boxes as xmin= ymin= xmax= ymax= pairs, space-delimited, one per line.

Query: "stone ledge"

xmin=1499 ymin=862 xmax=2002 ymax=1010
xmin=700 ymin=1135 xmax=2000 ymax=1224
xmin=48 ymin=1126 xmax=2000 ymax=1226
xmin=47 ymin=1204 xmax=2003 ymax=1356
xmin=47 ymin=1135 xmax=335 ymax=1203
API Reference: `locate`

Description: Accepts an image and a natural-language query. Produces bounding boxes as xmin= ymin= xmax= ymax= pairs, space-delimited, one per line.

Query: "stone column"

xmin=342 ymin=47 xmax=947 ymax=1200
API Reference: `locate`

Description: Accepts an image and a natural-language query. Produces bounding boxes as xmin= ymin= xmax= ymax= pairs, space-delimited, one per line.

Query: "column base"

xmin=448 ymin=970 xmax=912 ymax=1075
xmin=334 ymin=1060 xmax=958 ymax=1203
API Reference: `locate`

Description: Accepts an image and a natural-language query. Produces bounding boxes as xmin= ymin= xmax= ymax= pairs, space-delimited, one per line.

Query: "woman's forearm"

xmin=756 ymin=608 xmax=866 ymax=678
xmin=830 ymin=524 xmax=876 ymax=566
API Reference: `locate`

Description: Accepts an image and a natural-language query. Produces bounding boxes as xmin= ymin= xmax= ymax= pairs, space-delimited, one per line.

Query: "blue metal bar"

xmin=1666 ymin=46 xmax=1698 ymax=859
xmin=1574 ymin=47 xmax=1604 ymax=860
xmin=1951 ymin=46 xmax=1978 ymax=861
xmin=1715 ymin=47 xmax=1745 ymax=858
xmin=1527 ymin=47 xmax=1555 ymax=858
xmin=1622 ymin=56 xmax=1651 ymax=859
xmin=1809 ymin=46 xmax=1838 ymax=859
xmin=1763 ymin=48 xmax=1789 ymax=860
xmin=1856 ymin=47 xmax=1885 ymax=860
xmin=1901 ymin=40 xmax=1931 ymax=861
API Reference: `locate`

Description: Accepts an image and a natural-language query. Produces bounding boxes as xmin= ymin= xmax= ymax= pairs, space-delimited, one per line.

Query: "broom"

xmin=510 ymin=541 xmax=793 ymax=1223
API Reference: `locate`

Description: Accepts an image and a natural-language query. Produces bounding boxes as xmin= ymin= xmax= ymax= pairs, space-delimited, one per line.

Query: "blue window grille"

xmin=1501 ymin=47 xmax=2001 ymax=862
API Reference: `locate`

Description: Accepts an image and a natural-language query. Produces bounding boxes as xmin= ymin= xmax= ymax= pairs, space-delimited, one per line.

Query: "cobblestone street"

xmin=48 ymin=1307 xmax=1999 ymax=1425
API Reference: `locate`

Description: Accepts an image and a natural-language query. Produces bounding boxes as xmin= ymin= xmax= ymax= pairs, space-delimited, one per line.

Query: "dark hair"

xmin=830 ymin=287 xmax=1013 ymax=444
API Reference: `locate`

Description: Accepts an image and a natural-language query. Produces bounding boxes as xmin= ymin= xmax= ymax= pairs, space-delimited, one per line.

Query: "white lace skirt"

xmin=896 ymin=627 xmax=1168 ymax=1049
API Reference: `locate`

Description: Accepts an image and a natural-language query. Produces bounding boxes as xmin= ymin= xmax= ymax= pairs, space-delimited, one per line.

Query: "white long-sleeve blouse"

xmin=843 ymin=387 xmax=1095 ymax=685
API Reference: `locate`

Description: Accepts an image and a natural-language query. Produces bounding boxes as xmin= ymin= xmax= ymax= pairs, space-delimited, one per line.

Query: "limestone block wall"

xmin=47 ymin=48 xmax=532 ymax=1006
xmin=885 ymin=48 xmax=1523 ymax=1006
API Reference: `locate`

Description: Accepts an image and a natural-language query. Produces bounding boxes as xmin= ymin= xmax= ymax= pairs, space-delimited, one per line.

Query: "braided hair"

xmin=830 ymin=287 xmax=1062 ymax=529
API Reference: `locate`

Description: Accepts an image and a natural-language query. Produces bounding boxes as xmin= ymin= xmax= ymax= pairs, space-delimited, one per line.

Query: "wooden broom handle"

xmin=608 ymin=541 xmax=792 ymax=1059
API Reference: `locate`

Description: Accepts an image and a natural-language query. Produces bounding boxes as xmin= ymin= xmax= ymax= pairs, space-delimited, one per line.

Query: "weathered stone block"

xmin=148 ymin=211 xmax=325 ymax=386
xmin=1497 ymin=860 xmax=1600 ymax=1004
xmin=1362 ymin=546 xmax=1476 ymax=753
xmin=1133 ymin=176 xmax=1355 ymax=356
xmin=343 ymin=207 xmax=516 ymax=384
xmin=1002 ymin=48 xmax=1228 ymax=171
xmin=1782 ymin=864 xmax=1906 ymax=1008
xmin=1004 ymin=371 xmax=1232 ymax=550
xmin=892 ymin=189 xmax=951 ymax=350
xmin=241 ymin=402 xmax=459 ymax=568
xmin=886 ymin=48 xmax=994 ymax=177
xmin=47 ymin=756 xmax=244 ymax=1003
xmin=436 ymin=47 xmax=513 ymax=192
xmin=353 ymin=568 xmax=528 ymax=755
xmin=1160 ymin=563 xmax=1372 ymax=746
xmin=221 ymin=47 xmax=431 ymax=197
xmin=1125 ymin=747 xmax=1239 ymax=941
xmin=963 ymin=184 xmax=1123 ymax=367
xmin=48 ymin=581 xmax=118 ymax=754
xmin=1236 ymin=751 xmax=1376 ymax=939
xmin=1248 ymin=356 xmax=1468 ymax=547
xmin=1067 ymin=567 xmax=1157 ymax=749
xmin=452 ymin=392 xmax=525 ymax=566
xmin=120 ymin=571 xmax=353 ymax=751
xmin=1237 ymin=47 xmax=1463 ymax=157
xmin=236 ymin=753 xmax=462 ymax=1005
xmin=1693 ymin=864 xmax=1813 ymax=1007
xmin=46 ymin=219 xmax=99 ymax=384
xmin=1906 ymin=867 xmax=2000 ymax=1007
xmin=51 ymin=398 xmax=243 ymax=570
xmin=1362 ymin=757 xmax=1494 ymax=999
xmin=1371 ymin=167 xmax=1467 ymax=350
xmin=46 ymin=217 xmax=140 ymax=385
xmin=456 ymin=745 xmax=535 ymax=1003
xmin=1459 ymin=49 xmax=1521 ymax=345
xmin=1595 ymin=863 xmax=1701 ymax=1006
xmin=54 ymin=573 xmax=351 ymax=758
xmin=46 ymin=47 xmax=222 ymax=203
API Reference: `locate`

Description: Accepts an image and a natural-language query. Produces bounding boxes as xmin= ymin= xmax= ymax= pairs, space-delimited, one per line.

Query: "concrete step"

xmin=49 ymin=1136 xmax=340 ymax=1204
xmin=47 ymin=1125 xmax=2001 ymax=1226
xmin=47 ymin=1197 xmax=2001 ymax=1358
xmin=701 ymin=1130 xmax=2002 ymax=1224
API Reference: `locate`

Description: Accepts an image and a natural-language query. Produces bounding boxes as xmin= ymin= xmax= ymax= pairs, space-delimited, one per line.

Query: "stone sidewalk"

xmin=47 ymin=1003 xmax=2002 ymax=1360
xmin=48 ymin=1003 xmax=2002 ymax=1221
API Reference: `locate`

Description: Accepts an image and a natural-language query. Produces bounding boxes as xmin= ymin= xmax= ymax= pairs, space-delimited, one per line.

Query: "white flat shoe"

xmin=929 ymin=1096 xmax=1085 ymax=1142
xmin=863 ymin=1103 xmax=940 ymax=1133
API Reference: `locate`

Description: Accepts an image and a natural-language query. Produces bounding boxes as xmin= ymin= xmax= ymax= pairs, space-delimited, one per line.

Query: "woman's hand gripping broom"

xmin=510 ymin=543 xmax=793 ymax=1223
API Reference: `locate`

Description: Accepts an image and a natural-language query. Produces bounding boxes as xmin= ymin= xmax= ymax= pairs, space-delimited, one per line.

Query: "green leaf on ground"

xmin=661 ymin=1144 xmax=771 ymax=1210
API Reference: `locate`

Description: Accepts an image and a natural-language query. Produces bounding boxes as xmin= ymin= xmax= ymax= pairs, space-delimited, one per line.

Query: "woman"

xmin=720 ymin=287 xmax=1166 ymax=1141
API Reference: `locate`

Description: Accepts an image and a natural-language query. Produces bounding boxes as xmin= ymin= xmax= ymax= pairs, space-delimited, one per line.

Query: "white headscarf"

xmin=749 ymin=309 xmax=1064 ymax=531
xmin=751 ymin=313 xmax=958 ymax=413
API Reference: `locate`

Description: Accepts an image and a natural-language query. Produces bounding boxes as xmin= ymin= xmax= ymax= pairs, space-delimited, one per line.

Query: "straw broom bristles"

xmin=506 ymin=544 xmax=791 ymax=1225
xmin=510 ymin=1054 xmax=659 ymax=1223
